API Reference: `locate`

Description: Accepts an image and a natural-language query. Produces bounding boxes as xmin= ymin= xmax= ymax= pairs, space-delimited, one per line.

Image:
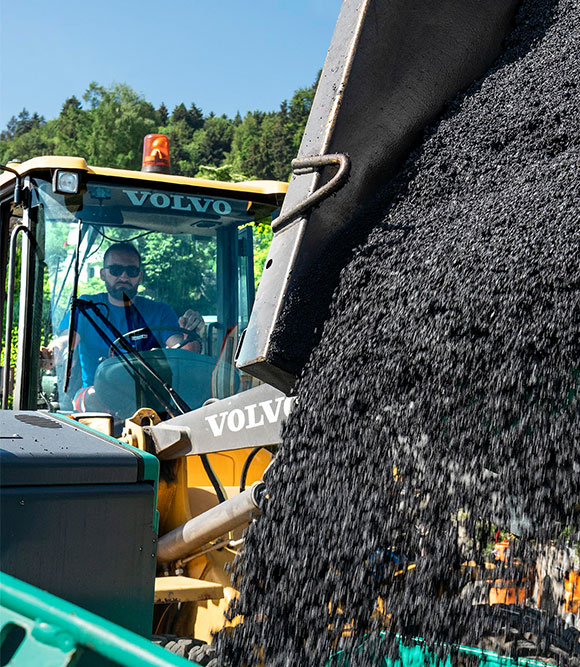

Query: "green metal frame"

xmin=1 ymin=571 xmax=558 ymax=667
xmin=0 ymin=572 xmax=198 ymax=667
xmin=328 ymin=633 xmax=552 ymax=666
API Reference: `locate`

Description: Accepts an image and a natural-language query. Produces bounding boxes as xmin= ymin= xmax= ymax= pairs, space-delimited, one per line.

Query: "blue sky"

xmin=0 ymin=0 xmax=342 ymax=131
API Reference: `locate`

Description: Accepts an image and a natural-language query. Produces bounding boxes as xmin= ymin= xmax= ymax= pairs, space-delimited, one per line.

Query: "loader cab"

xmin=0 ymin=157 xmax=286 ymax=426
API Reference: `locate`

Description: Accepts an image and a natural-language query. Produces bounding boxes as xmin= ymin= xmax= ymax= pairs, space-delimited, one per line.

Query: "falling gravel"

xmin=218 ymin=0 xmax=579 ymax=665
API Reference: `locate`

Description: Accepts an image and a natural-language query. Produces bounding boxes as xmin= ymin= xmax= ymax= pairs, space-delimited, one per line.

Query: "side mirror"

xmin=0 ymin=164 xmax=22 ymax=204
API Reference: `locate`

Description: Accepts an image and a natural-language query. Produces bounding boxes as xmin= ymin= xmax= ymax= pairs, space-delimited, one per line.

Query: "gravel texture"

xmin=217 ymin=0 xmax=579 ymax=664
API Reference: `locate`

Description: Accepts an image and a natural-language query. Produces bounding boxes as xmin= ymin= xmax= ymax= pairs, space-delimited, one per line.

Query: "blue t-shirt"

xmin=60 ymin=293 xmax=180 ymax=388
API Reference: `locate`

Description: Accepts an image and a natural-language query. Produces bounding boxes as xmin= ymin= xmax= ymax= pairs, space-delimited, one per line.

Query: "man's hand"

xmin=39 ymin=346 xmax=55 ymax=370
xmin=166 ymin=310 xmax=205 ymax=352
xmin=39 ymin=335 xmax=74 ymax=371
xmin=179 ymin=309 xmax=205 ymax=334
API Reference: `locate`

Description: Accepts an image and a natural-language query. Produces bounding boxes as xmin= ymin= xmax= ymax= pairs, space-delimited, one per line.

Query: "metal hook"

xmin=271 ymin=153 xmax=351 ymax=234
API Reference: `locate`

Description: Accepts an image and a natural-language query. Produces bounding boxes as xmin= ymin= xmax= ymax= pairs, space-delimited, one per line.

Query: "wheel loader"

xmin=0 ymin=139 xmax=292 ymax=665
xmin=1 ymin=0 xmax=578 ymax=665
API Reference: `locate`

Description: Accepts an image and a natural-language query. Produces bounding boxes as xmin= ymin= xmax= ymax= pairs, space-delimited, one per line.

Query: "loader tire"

xmin=153 ymin=636 xmax=214 ymax=662
xmin=166 ymin=638 xmax=206 ymax=659
xmin=188 ymin=642 xmax=220 ymax=665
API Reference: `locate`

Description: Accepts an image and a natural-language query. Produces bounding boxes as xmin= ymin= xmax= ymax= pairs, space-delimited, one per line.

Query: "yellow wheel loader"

xmin=0 ymin=140 xmax=290 ymax=664
xmin=1 ymin=0 xmax=578 ymax=665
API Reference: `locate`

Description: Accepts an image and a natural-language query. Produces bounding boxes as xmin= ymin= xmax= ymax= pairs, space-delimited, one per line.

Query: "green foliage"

xmin=227 ymin=82 xmax=315 ymax=181
xmin=158 ymin=103 xmax=169 ymax=125
xmin=253 ymin=221 xmax=273 ymax=288
xmin=54 ymin=96 xmax=89 ymax=157
xmin=1 ymin=77 xmax=316 ymax=313
xmin=1 ymin=77 xmax=317 ymax=178
xmin=195 ymin=164 xmax=250 ymax=183
xmin=163 ymin=102 xmax=205 ymax=174
xmin=0 ymin=84 xmax=159 ymax=169
xmin=1 ymin=299 xmax=19 ymax=371
xmin=192 ymin=164 xmax=274 ymax=288
xmin=0 ymin=120 xmax=56 ymax=164
xmin=200 ymin=115 xmax=234 ymax=165
xmin=286 ymin=84 xmax=317 ymax=155
xmin=1 ymin=109 xmax=46 ymax=141
xmin=141 ymin=235 xmax=217 ymax=317
xmin=73 ymin=226 xmax=217 ymax=319
xmin=79 ymin=83 xmax=159 ymax=169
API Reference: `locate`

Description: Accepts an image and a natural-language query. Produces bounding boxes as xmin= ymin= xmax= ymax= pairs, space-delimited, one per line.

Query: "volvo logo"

xmin=123 ymin=189 xmax=233 ymax=215
xmin=205 ymin=396 xmax=295 ymax=437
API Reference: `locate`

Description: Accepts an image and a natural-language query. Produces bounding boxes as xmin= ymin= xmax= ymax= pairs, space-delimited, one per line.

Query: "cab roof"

xmin=0 ymin=155 xmax=288 ymax=202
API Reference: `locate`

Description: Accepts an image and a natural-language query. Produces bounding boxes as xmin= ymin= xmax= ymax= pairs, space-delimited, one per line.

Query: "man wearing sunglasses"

xmin=41 ymin=242 xmax=204 ymax=409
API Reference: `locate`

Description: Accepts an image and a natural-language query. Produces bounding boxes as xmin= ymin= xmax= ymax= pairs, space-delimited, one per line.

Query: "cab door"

xmin=1 ymin=186 xmax=44 ymax=411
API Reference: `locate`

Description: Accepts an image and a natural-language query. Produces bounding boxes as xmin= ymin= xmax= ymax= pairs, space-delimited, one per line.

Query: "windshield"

xmin=33 ymin=177 xmax=270 ymax=424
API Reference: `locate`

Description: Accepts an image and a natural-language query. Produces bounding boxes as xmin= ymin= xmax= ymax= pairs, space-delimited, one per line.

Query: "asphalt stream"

xmin=217 ymin=0 xmax=580 ymax=664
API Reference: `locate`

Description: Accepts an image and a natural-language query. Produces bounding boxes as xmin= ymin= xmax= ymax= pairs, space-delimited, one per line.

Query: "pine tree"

xmin=158 ymin=103 xmax=169 ymax=125
xmin=54 ymin=96 xmax=87 ymax=157
xmin=1 ymin=109 xmax=46 ymax=142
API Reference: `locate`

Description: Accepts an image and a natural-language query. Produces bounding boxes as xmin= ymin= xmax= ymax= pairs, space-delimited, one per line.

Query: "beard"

xmin=106 ymin=283 xmax=138 ymax=301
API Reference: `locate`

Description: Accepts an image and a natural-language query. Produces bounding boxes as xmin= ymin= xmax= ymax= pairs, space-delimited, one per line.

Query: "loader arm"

xmin=141 ymin=383 xmax=294 ymax=460
xmin=236 ymin=0 xmax=521 ymax=394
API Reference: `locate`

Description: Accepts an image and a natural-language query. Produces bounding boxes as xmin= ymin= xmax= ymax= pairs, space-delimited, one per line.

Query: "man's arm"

xmin=166 ymin=309 xmax=205 ymax=352
xmin=39 ymin=333 xmax=79 ymax=370
xmin=42 ymin=295 xmax=86 ymax=370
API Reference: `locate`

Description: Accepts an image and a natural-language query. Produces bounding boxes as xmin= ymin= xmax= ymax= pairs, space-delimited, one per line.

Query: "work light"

xmin=53 ymin=170 xmax=80 ymax=195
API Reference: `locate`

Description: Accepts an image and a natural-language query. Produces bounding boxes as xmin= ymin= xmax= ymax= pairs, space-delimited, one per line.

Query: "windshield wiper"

xmin=63 ymin=219 xmax=82 ymax=395
xmin=62 ymin=219 xmax=190 ymax=418
xmin=75 ymin=299 xmax=190 ymax=417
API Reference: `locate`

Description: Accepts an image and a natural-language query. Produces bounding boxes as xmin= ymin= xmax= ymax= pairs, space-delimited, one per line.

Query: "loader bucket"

xmin=237 ymin=0 xmax=521 ymax=394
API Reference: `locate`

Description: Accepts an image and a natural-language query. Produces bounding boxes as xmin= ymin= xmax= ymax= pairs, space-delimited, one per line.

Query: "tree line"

xmin=0 ymin=79 xmax=317 ymax=181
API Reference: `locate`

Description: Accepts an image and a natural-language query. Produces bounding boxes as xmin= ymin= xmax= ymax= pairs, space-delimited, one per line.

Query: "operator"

xmin=40 ymin=241 xmax=204 ymax=410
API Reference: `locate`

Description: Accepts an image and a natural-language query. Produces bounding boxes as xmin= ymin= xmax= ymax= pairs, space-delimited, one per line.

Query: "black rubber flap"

xmin=0 ymin=411 xmax=142 ymax=486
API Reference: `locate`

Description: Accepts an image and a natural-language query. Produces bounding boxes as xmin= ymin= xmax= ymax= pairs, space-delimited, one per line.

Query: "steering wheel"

xmin=109 ymin=326 xmax=202 ymax=355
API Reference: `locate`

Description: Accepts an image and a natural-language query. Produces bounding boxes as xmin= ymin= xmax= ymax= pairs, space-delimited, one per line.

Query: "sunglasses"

xmin=105 ymin=264 xmax=141 ymax=278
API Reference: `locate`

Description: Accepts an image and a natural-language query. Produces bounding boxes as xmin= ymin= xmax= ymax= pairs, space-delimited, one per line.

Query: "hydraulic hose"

xmin=239 ymin=446 xmax=264 ymax=493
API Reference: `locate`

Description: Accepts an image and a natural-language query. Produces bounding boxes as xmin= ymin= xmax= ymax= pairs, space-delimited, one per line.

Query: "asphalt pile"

xmin=217 ymin=0 xmax=579 ymax=664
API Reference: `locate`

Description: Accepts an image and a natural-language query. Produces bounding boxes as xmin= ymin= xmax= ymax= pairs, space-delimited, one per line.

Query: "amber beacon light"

xmin=142 ymin=134 xmax=171 ymax=173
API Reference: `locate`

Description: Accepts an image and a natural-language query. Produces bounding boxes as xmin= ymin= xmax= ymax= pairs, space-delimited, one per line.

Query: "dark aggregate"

xmin=217 ymin=0 xmax=579 ymax=664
